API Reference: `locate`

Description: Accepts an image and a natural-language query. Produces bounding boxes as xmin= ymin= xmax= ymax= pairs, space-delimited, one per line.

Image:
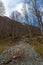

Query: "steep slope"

xmin=0 ymin=16 xmax=41 ymax=39
xmin=0 ymin=16 xmax=43 ymax=59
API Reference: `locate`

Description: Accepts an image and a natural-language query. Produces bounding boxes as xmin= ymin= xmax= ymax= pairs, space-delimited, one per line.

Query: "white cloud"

xmin=1 ymin=0 xmax=25 ymax=16
xmin=1 ymin=0 xmax=15 ymax=16
xmin=1 ymin=0 xmax=9 ymax=16
xmin=15 ymin=3 xmax=23 ymax=15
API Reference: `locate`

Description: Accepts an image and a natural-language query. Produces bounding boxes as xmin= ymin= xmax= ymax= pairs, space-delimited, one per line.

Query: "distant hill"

xmin=0 ymin=16 xmax=41 ymax=39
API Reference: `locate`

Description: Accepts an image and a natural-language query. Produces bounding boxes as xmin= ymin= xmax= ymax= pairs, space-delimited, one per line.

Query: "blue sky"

xmin=1 ymin=0 xmax=43 ymax=16
xmin=1 ymin=0 xmax=43 ymax=23
xmin=0 ymin=0 xmax=43 ymax=26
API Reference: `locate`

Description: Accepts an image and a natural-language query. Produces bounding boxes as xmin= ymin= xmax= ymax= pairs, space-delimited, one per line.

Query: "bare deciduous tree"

xmin=30 ymin=0 xmax=43 ymax=37
xmin=22 ymin=3 xmax=32 ymax=38
xmin=10 ymin=11 xmax=15 ymax=20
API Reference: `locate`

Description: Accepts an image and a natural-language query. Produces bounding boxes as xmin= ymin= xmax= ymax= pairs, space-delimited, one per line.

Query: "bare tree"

xmin=0 ymin=1 xmax=5 ymax=16
xmin=10 ymin=11 xmax=21 ymax=42
xmin=22 ymin=3 xmax=32 ymax=38
xmin=30 ymin=0 xmax=43 ymax=37
xmin=10 ymin=11 xmax=21 ymax=21
xmin=41 ymin=0 xmax=43 ymax=7
xmin=10 ymin=11 xmax=15 ymax=20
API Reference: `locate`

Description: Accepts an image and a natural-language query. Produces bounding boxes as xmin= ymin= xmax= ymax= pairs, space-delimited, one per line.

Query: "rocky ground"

xmin=0 ymin=42 xmax=43 ymax=65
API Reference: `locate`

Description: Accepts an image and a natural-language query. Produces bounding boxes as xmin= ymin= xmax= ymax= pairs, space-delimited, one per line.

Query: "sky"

xmin=1 ymin=0 xmax=43 ymax=16
xmin=1 ymin=0 xmax=25 ymax=16
xmin=0 ymin=0 xmax=43 ymax=26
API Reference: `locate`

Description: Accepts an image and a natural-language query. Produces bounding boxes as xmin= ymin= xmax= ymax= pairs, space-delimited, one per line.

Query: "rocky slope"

xmin=0 ymin=43 xmax=43 ymax=65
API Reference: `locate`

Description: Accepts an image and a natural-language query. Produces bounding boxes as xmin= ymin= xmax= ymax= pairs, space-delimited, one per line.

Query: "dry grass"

xmin=23 ymin=36 xmax=43 ymax=58
xmin=28 ymin=37 xmax=43 ymax=58
xmin=0 ymin=39 xmax=15 ymax=54
xmin=34 ymin=44 xmax=43 ymax=58
xmin=0 ymin=46 xmax=8 ymax=54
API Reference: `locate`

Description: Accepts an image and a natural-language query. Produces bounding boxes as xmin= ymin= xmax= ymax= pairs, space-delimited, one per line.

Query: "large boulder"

xmin=0 ymin=43 xmax=43 ymax=65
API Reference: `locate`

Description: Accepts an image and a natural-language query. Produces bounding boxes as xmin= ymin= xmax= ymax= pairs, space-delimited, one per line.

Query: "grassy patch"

xmin=0 ymin=46 xmax=8 ymax=54
xmin=34 ymin=44 xmax=43 ymax=58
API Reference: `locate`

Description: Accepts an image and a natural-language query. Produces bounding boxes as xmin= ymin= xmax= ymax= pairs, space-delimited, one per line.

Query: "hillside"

xmin=0 ymin=0 xmax=43 ymax=64
xmin=0 ymin=16 xmax=41 ymax=39
xmin=0 ymin=16 xmax=43 ymax=58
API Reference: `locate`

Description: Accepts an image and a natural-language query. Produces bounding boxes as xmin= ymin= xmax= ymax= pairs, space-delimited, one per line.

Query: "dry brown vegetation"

xmin=0 ymin=16 xmax=41 ymax=39
xmin=22 ymin=36 xmax=43 ymax=58
xmin=0 ymin=16 xmax=43 ymax=58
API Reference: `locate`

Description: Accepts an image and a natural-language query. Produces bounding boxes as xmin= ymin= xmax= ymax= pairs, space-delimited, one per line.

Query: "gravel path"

xmin=0 ymin=43 xmax=43 ymax=65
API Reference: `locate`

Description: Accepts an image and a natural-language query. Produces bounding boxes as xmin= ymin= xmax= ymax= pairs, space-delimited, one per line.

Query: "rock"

xmin=0 ymin=43 xmax=43 ymax=65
